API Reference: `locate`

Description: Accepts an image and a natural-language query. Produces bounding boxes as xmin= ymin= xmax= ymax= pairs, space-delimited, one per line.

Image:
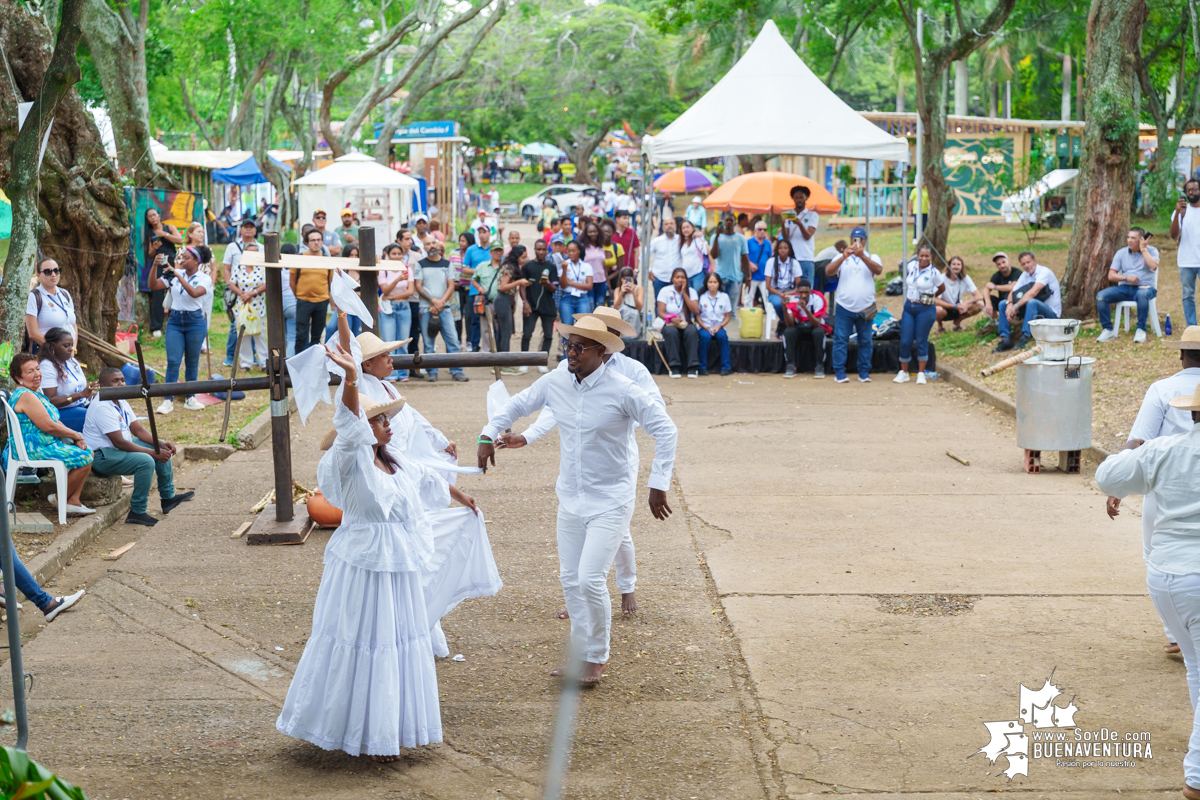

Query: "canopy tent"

xmin=212 ymin=154 xmax=292 ymax=187
xmin=641 ymin=20 xmax=908 ymax=164
xmin=292 ymin=153 xmax=420 ymax=254
xmin=1001 ymin=168 xmax=1078 ymax=222
xmin=521 ymin=142 xmax=567 ymax=158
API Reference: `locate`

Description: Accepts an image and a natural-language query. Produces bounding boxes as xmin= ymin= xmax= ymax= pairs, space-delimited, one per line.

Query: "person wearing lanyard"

xmin=149 ymin=245 xmax=213 ymax=414
xmin=697 ymin=272 xmax=733 ymax=376
xmin=84 ymin=368 xmax=194 ymax=527
xmin=520 ymin=238 xmax=559 ymax=369
xmin=38 ymin=327 xmax=93 ymax=432
xmin=558 ymin=240 xmax=594 ymax=328
xmin=656 ymin=267 xmax=701 ymax=378
xmin=677 ymin=220 xmax=709 ymax=294
xmin=1096 ymin=385 xmax=1200 ymax=799
xmin=894 ymin=245 xmax=945 ymax=385
xmin=765 ymin=239 xmax=802 ymax=331
xmin=25 ymin=258 xmax=77 ymax=351
xmin=478 ymin=316 xmax=677 ymax=684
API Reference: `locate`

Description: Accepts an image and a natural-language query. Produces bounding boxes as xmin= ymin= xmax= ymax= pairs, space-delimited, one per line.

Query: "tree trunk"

xmin=1061 ymin=0 xmax=1145 ymax=317
xmin=0 ymin=0 xmax=129 ymax=361
xmin=79 ymin=0 xmax=172 ymax=188
xmin=1076 ymin=72 xmax=1085 ymax=120
xmin=556 ymin=128 xmax=608 ymax=186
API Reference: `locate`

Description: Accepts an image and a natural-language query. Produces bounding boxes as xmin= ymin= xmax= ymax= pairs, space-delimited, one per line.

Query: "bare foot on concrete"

xmin=369 ymin=754 xmax=401 ymax=763
xmin=1166 ymin=641 xmax=1182 ymax=656
xmin=556 ymin=608 xmax=569 ymax=619
xmin=549 ymin=662 xmax=608 ymax=684
xmin=621 ymin=592 xmax=638 ymax=615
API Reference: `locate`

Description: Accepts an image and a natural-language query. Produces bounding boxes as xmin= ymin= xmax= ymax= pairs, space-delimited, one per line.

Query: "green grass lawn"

xmin=469 ymin=182 xmax=546 ymax=206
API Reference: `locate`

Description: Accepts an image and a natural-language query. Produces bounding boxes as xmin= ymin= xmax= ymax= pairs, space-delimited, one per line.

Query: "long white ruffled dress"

xmin=276 ymin=401 xmax=500 ymax=755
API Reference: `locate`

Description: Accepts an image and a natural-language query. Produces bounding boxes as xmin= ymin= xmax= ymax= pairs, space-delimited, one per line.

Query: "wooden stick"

xmin=134 ymin=341 xmax=160 ymax=454
xmin=945 ymin=450 xmax=970 ymax=466
xmin=650 ymin=336 xmax=672 ymax=373
xmin=483 ymin=304 xmax=502 ymax=381
xmin=220 ymin=325 xmax=246 ymax=443
xmin=101 ymin=542 xmax=136 ymax=561
xmin=230 ymin=521 xmax=253 ymax=539
xmin=980 ymin=346 xmax=1042 ymax=377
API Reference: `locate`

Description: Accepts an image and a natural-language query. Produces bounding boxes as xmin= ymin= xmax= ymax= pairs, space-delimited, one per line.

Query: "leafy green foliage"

xmin=0 ymin=747 xmax=87 ymax=800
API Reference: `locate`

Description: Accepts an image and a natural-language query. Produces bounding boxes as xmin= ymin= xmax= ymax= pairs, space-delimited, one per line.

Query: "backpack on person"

xmin=22 ymin=287 xmax=72 ymax=353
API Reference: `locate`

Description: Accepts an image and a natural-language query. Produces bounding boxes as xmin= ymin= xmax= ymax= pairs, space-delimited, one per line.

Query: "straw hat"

xmin=319 ymin=396 xmax=407 ymax=450
xmin=555 ymin=316 xmax=624 ymax=355
xmin=578 ymin=305 xmax=636 ymax=338
xmin=356 ymin=331 xmax=411 ymax=361
xmin=1166 ymin=326 xmax=1200 ymax=349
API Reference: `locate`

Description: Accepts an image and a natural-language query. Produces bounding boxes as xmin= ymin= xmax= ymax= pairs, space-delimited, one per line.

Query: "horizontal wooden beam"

xmin=238 ymin=251 xmax=386 ymax=271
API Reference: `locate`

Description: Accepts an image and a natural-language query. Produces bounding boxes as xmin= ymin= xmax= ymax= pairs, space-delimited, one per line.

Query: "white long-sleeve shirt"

xmin=1096 ymin=424 xmax=1200 ymax=575
xmin=481 ymin=360 xmax=677 ymax=517
xmin=521 ymin=352 xmax=664 ymax=444
xmin=1129 ymin=368 xmax=1200 ymax=442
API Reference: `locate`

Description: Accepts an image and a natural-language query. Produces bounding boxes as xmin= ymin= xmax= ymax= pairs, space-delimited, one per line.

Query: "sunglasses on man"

xmin=561 ymin=339 xmax=602 ymax=357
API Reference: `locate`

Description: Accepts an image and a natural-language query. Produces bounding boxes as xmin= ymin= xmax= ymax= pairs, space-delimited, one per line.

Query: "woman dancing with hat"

xmin=277 ymin=345 xmax=448 ymax=760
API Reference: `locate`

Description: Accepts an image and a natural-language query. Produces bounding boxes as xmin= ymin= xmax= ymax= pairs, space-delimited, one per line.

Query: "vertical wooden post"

xmin=358 ymin=226 xmax=378 ymax=330
xmin=263 ymin=232 xmax=293 ymax=523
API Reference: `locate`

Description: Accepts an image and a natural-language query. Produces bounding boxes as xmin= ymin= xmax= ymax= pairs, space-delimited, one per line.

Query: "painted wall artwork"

xmin=125 ymin=187 xmax=204 ymax=290
xmin=942 ymin=137 xmax=1013 ymax=217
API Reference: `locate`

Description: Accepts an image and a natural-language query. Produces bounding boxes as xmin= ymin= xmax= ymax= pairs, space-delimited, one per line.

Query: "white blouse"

xmin=905 ymin=262 xmax=945 ymax=302
xmin=561 ymin=258 xmax=592 ymax=297
xmin=26 ymin=286 xmax=76 ymax=337
xmin=39 ymin=357 xmax=88 ymax=408
xmin=679 ymin=237 xmax=708 ymax=277
xmin=169 ymin=271 xmax=213 ymax=312
xmin=657 ymin=285 xmax=698 ymax=317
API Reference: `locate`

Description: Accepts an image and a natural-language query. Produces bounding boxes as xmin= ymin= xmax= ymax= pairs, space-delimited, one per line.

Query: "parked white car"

xmin=519 ymin=184 xmax=599 ymax=219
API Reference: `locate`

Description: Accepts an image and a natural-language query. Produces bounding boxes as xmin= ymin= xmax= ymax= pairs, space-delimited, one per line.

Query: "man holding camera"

xmin=1172 ymin=179 xmax=1200 ymax=325
xmin=825 ymin=226 xmax=882 ymax=383
xmin=781 ymin=185 xmax=819 ymax=286
xmin=993 ymin=250 xmax=1061 ymax=352
xmin=1096 ymin=227 xmax=1160 ymax=343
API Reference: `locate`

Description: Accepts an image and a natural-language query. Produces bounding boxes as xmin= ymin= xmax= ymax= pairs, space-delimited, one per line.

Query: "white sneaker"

xmin=892 ymin=370 xmax=910 ymax=384
xmin=184 ymin=397 xmax=204 ymax=411
xmin=151 ymin=330 xmax=162 ymax=340
xmin=1134 ymin=328 xmax=1147 ymax=343
xmin=65 ymin=504 xmax=95 ymax=515
xmin=156 ymin=399 xmax=174 ymax=415
xmin=916 ymin=371 xmax=927 ymax=385
xmin=537 ymin=366 xmax=549 ymax=374
xmin=517 ymin=366 xmax=529 ymax=374
xmin=44 ymin=589 xmax=85 ymax=622
xmin=1097 ymin=328 xmax=1117 ymax=342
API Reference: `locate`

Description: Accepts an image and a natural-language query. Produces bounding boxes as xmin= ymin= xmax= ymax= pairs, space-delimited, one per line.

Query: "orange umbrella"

xmin=703 ymin=171 xmax=842 ymax=215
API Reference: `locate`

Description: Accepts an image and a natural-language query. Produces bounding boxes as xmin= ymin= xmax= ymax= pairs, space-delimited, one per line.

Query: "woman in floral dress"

xmin=231 ymin=245 xmax=267 ymax=370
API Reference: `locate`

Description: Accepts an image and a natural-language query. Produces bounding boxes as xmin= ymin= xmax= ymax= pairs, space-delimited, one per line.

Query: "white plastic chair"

xmin=1114 ymin=297 xmax=1163 ymax=338
xmin=2 ymin=396 xmax=68 ymax=524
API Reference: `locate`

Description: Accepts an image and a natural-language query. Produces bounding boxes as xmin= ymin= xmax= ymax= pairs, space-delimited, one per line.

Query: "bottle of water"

xmin=1166 ymin=314 xmax=1173 ymax=336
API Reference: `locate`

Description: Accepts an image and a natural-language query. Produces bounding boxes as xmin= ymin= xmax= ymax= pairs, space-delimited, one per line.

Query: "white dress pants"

xmin=557 ymin=502 xmax=634 ymax=664
xmin=1144 ymin=493 xmax=1176 ymax=643
xmin=1146 ymin=565 xmax=1200 ymax=788
xmin=614 ymin=531 xmax=636 ymax=594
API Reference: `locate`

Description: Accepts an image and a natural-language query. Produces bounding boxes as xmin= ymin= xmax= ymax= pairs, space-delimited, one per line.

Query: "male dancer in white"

xmin=496 ymin=306 xmax=661 ymax=616
xmin=1107 ymin=325 xmax=1200 ymax=656
xmin=479 ymin=317 xmax=677 ymax=683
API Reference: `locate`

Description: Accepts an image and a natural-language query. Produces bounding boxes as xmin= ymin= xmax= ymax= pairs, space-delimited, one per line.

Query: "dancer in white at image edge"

xmin=478 ymin=316 xmax=677 ymax=684
xmin=335 ymin=312 xmax=493 ymax=657
xmin=1106 ymin=325 xmax=1200 ymax=657
xmin=276 ymin=344 xmax=501 ymax=762
xmin=495 ymin=305 xmax=663 ymax=617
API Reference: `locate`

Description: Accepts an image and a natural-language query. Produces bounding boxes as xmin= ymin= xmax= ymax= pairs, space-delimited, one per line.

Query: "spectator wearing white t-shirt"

xmin=894 ymin=245 xmax=945 ymax=385
xmin=1173 ymin=179 xmax=1200 ymax=325
xmin=780 ymin=185 xmax=819 ymax=285
xmin=24 ymin=259 xmax=76 ymax=350
xmin=994 ymin=250 xmax=1062 ymax=352
xmin=649 ymin=216 xmax=683 ymax=297
xmin=936 ymin=256 xmax=984 ymax=332
xmin=825 ymin=226 xmax=882 ymax=383
xmin=765 ymin=239 xmax=802 ymax=335
xmin=148 ymin=245 xmax=214 ymax=414
xmin=1096 ymin=227 xmax=1161 ymax=343
xmin=697 ymin=273 xmax=733 ymax=376
xmin=656 ymin=268 xmax=701 ymax=378
xmin=38 ymin=327 xmax=92 ymax=432
xmin=83 ymin=367 xmax=193 ymax=527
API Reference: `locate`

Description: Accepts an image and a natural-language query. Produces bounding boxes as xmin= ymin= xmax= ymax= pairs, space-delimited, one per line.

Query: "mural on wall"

xmin=943 ymin=137 xmax=1013 ymax=216
xmin=124 ymin=187 xmax=204 ymax=291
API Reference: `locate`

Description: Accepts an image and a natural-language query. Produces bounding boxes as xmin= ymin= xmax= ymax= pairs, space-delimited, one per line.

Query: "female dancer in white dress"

xmin=276 ymin=344 xmax=500 ymax=760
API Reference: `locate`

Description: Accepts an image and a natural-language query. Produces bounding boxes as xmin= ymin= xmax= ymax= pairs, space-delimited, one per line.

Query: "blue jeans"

xmin=1147 ymin=564 xmax=1200 ymax=789
xmin=560 ymin=293 xmax=591 ymax=326
xmin=284 ymin=295 xmax=296 ymax=358
xmin=768 ymin=293 xmax=785 ymax=321
xmin=688 ymin=272 xmax=706 ymax=293
xmin=91 ymin=437 xmax=175 ymax=515
xmin=797 ymin=260 xmax=815 ymax=287
xmin=652 ymin=278 xmax=670 ymax=299
xmin=899 ymin=300 xmax=937 ymax=363
xmin=165 ymin=309 xmax=207 ymax=401
xmin=3 ymin=544 xmax=52 ymax=611
xmin=698 ymin=327 xmax=730 ymax=371
xmin=468 ymin=294 xmax=481 ymax=349
xmin=998 ymin=298 xmax=1057 ymax=340
xmin=58 ymin=405 xmax=87 ymax=432
xmin=377 ymin=302 xmax=411 ymax=380
xmin=590 ymin=282 xmax=608 ymax=310
xmin=1183 ymin=268 xmax=1199 ymax=327
xmin=419 ymin=307 xmax=463 ymax=377
xmin=1097 ymin=284 xmax=1157 ymax=331
xmin=832 ymin=306 xmax=873 ymax=378
xmin=225 ymin=319 xmax=238 ymax=363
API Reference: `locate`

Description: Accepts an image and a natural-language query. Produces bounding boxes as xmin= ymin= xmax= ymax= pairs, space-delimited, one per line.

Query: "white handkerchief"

xmin=486 ymin=379 xmax=510 ymax=422
xmin=286 ymin=345 xmax=332 ymax=425
xmin=330 ymin=269 xmax=375 ymax=330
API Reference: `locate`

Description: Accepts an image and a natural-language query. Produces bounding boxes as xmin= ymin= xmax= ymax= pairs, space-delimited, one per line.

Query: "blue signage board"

xmin=392 ymin=121 xmax=458 ymax=140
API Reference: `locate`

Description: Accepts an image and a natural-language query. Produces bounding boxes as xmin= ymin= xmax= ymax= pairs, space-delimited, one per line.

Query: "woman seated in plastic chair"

xmin=5 ymin=353 xmax=95 ymax=515
xmin=38 ymin=327 xmax=93 ymax=432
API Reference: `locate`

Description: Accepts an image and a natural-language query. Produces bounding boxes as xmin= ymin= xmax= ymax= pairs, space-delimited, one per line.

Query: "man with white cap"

xmin=410 ymin=213 xmax=431 ymax=257
xmin=495 ymin=306 xmax=663 ymax=616
xmin=1106 ymin=326 xmax=1200 ymax=656
xmin=478 ymin=316 xmax=677 ymax=684
xmin=1097 ymin=376 xmax=1200 ymax=800
xmin=685 ymin=196 xmax=708 ymax=235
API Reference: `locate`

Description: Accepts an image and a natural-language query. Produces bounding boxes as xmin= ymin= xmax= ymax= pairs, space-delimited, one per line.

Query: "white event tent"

xmin=292 ymin=153 xmax=420 ymax=255
xmin=641 ymin=20 xmax=908 ymax=164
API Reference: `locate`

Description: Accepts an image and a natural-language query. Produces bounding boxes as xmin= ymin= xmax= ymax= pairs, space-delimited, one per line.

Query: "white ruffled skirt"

xmin=276 ymin=507 xmax=502 ymax=755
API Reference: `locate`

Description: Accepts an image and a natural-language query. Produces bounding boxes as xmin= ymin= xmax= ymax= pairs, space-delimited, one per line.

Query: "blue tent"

xmin=413 ymin=177 xmax=428 ymax=214
xmin=212 ymin=155 xmax=291 ymax=186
